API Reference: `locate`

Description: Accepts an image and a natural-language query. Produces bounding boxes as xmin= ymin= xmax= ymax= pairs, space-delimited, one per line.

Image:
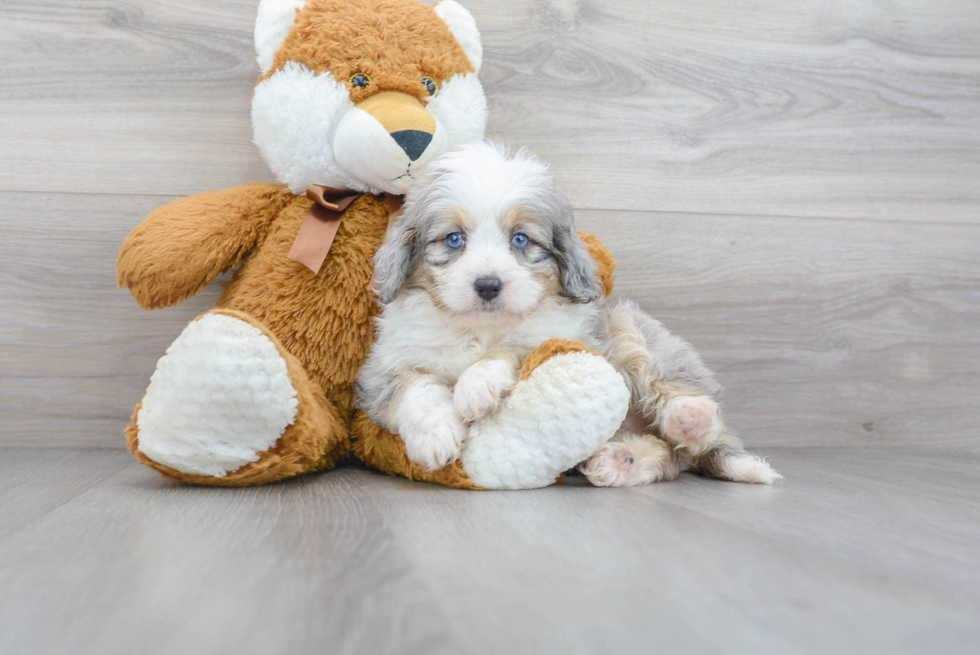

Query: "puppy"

xmin=356 ymin=143 xmax=780 ymax=486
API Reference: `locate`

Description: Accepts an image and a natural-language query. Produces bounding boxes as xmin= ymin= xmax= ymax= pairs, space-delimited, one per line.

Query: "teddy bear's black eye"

xmin=421 ymin=76 xmax=438 ymax=96
xmin=350 ymin=73 xmax=370 ymax=88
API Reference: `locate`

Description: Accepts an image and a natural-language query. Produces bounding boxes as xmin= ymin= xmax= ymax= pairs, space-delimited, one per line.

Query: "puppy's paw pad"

xmin=662 ymin=396 xmax=719 ymax=452
xmin=454 ymin=359 xmax=517 ymax=423
xmin=580 ymin=442 xmax=643 ymax=487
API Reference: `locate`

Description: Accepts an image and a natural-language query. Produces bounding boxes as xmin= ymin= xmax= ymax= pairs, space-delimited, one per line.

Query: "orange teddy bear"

xmin=117 ymin=0 xmax=630 ymax=489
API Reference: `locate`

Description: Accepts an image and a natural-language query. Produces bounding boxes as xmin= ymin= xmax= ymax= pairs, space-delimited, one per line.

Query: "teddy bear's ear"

xmin=434 ymin=1 xmax=483 ymax=73
xmin=254 ymin=0 xmax=308 ymax=75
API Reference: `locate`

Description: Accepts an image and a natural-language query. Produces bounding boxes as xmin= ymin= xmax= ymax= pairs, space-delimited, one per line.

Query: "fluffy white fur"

xmin=395 ymin=379 xmax=467 ymax=471
xmin=254 ymin=0 xmax=307 ymax=74
xmin=434 ymin=1 xmax=483 ymax=72
xmin=454 ymin=358 xmax=517 ymax=422
xmin=462 ymin=352 xmax=630 ymax=489
xmin=136 ymin=314 xmax=299 ymax=477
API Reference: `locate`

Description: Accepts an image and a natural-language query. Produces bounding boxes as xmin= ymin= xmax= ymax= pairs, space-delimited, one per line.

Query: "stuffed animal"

xmin=117 ymin=0 xmax=630 ymax=489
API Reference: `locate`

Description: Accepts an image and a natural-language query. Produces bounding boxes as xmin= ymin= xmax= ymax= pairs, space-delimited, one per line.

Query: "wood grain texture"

xmin=575 ymin=209 xmax=980 ymax=450
xmin=1 ymin=192 xmax=978 ymax=449
xmin=0 ymin=1 xmax=978 ymax=450
xmin=0 ymin=1 xmax=977 ymax=222
xmin=0 ymin=448 xmax=978 ymax=654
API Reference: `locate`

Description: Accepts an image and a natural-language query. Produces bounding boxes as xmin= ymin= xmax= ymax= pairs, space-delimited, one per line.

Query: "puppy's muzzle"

xmin=356 ymin=92 xmax=436 ymax=162
xmin=474 ymin=276 xmax=502 ymax=301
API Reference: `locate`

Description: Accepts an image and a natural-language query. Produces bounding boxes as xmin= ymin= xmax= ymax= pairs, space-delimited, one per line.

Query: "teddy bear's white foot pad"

xmin=136 ymin=314 xmax=299 ymax=477
xmin=461 ymin=352 xmax=630 ymax=490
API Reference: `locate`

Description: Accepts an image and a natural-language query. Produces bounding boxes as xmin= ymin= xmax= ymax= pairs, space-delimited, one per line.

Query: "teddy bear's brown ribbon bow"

xmin=287 ymin=184 xmax=404 ymax=274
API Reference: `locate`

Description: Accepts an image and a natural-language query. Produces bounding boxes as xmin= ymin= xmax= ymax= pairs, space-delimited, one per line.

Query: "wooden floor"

xmin=0 ymin=447 xmax=978 ymax=654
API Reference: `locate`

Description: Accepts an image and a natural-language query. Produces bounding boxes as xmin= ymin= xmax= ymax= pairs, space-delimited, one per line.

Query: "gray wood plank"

xmin=575 ymin=209 xmax=980 ymax=450
xmin=0 ymin=1 xmax=978 ymax=222
xmin=0 ymin=448 xmax=132 ymax=538
xmin=365 ymin=448 xmax=980 ymax=654
xmin=0 ymin=448 xmax=977 ymax=655
xmin=3 ymin=190 xmax=977 ymax=449
xmin=0 ymin=455 xmax=467 ymax=655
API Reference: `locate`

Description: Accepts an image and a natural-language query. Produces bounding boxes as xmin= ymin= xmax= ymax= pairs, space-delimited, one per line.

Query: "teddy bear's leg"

xmin=127 ymin=309 xmax=348 ymax=486
xmin=459 ymin=340 xmax=631 ymax=490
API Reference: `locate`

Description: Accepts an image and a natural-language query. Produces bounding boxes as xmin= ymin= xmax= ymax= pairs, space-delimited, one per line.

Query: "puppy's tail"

xmin=688 ymin=438 xmax=783 ymax=484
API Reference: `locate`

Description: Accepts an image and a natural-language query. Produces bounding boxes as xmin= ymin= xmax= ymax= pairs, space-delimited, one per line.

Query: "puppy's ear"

xmin=553 ymin=224 xmax=602 ymax=304
xmin=373 ymin=218 xmax=421 ymax=305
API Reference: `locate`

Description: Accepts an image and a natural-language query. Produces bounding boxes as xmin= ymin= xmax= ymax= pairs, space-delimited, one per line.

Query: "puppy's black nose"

xmin=390 ymin=130 xmax=433 ymax=161
xmin=474 ymin=276 xmax=502 ymax=301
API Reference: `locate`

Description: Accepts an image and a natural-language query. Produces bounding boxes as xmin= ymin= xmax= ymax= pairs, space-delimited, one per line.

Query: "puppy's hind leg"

xmin=598 ymin=300 xmax=781 ymax=483
xmin=600 ymin=300 xmax=722 ymax=455
xmin=580 ymin=431 xmax=680 ymax=487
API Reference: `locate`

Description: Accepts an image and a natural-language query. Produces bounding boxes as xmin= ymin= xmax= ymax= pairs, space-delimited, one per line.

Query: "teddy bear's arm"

xmin=117 ymin=183 xmax=290 ymax=309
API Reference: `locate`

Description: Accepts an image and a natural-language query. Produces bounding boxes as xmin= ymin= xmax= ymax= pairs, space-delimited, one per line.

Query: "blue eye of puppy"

xmin=350 ymin=73 xmax=370 ymax=88
xmin=421 ymin=76 xmax=439 ymax=96
xmin=511 ymin=233 xmax=530 ymax=249
xmin=446 ymin=232 xmax=465 ymax=249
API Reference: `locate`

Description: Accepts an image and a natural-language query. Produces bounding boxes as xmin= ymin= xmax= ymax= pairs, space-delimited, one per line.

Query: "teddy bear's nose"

xmin=390 ymin=130 xmax=433 ymax=161
xmin=355 ymin=91 xmax=437 ymax=162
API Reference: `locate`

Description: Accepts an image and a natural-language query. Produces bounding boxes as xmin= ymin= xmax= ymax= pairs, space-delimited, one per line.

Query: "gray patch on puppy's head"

xmin=520 ymin=172 xmax=600 ymax=304
xmin=372 ymin=218 xmax=424 ymax=305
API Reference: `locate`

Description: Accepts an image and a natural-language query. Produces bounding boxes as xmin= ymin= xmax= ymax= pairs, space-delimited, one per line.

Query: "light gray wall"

xmin=1 ymin=0 xmax=977 ymax=449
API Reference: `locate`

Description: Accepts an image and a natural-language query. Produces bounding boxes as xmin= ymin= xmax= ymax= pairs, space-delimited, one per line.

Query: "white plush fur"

xmin=136 ymin=314 xmax=299 ymax=477
xmin=434 ymin=1 xmax=483 ymax=72
xmin=251 ymin=68 xmax=487 ymax=196
xmin=424 ymin=73 xmax=488 ymax=161
xmin=252 ymin=62 xmax=362 ymax=194
xmin=334 ymin=104 xmax=451 ymax=195
xmin=462 ymin=353 xmax=630 ymax=489
xmin=254 ymin=0 xmax=307 ymax=74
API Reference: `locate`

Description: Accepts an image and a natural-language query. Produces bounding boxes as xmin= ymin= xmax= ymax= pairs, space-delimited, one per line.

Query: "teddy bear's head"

xmin=251 ymin=0 xmax=487 ymax=196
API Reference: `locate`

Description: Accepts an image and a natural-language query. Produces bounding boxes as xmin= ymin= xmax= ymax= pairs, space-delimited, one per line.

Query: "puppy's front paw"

xmin=661 ymin=396 xmax=720 ymax=454
xmin=396 ymin=383 xmax=467 ymax=471
xmin=454 ymin=359 xmax=518 ymax=423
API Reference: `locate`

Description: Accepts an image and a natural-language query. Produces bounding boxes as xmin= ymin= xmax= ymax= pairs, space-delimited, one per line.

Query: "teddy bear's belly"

xmin=216 ymin=194 xmax=390 ymax=419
